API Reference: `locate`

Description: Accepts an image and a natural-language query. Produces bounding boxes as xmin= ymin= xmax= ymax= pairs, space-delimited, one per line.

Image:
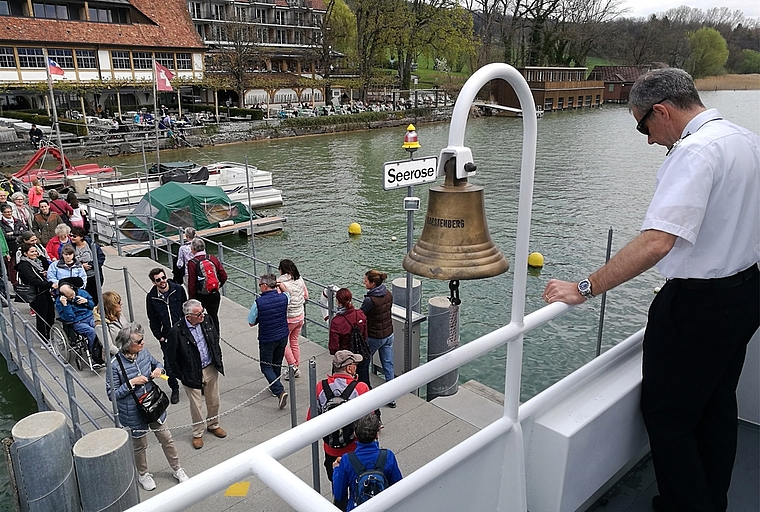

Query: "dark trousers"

xmin=324 ymin=453 xmax=348 ymax=511
xmin=158 ymin=340 xmax=179 ymax=391
xmin=32 ymin=295 xmax=54 ymax=340
xmin=641 ymin=265 xmax=759 ymax=512
xmin=259 ymin=336 xmax=287 ymax=396
xmin=197 ymin=291 xmax=221 ymax=333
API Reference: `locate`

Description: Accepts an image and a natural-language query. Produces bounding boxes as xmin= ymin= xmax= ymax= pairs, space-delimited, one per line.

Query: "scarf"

xmin=20 ymin=255 xmax=44 ymax=273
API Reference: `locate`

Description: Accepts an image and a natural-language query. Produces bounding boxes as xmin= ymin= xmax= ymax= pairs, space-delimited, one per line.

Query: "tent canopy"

xmin=121 ymin=181 xmax=250 ymax=241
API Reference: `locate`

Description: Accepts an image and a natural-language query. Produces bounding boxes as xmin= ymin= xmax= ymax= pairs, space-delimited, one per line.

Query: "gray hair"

xmin=55 ymin=223 xmax=71 ymax=236
xmin=259 ymin=273 xmax=277 ymax=289
xmin=115 ymin=322 xmax=145 ymax=353
xmin=354 ymin=413 xmax=381 ymax=443
xmin=190 ymin=237 xmax=205 ymax=252
xmin=184 ymin=227 xmax=196 ymax=239
xmin=10 ymin=192 xmax=25 ymax=202
xmin=629 ymin=68 xmax=704 ymax=113
xmin=182 ymin=299 xmax=203 ymax=315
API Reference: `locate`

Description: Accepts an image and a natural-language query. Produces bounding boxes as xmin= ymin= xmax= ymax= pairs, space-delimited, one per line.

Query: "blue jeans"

xmin=260 ymin=336 xmax=287 ymax=396
xmin=72 ymin=317 xmax=96 ymax=353
xmin=368 ymin=333 xmax=394 ymax=382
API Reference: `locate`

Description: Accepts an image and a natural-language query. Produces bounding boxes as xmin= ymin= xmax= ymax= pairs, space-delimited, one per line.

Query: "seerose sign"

xmin=383 ymin=156 xmax=438 ymax=190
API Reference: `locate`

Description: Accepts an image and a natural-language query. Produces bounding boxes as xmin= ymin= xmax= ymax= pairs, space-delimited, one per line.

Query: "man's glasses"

xmin=636 ymin=100 xmax=666 ymax=136
xmin=154 ymin=276 xmax=167 ymax=283
xmin=189 ymin=310 xmax=207 ymax=318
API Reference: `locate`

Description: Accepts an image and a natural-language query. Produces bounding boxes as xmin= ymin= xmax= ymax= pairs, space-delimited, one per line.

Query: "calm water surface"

xmin=1 ymin=90 xmax=757 ymax=506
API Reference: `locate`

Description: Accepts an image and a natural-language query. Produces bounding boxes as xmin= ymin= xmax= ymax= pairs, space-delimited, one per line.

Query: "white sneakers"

xmin=173 ymin=468 xmax=190 ymax=483
xmin=138 ymin=472 xmax=156 ymax=491
xmin=138 ymin=468 xmax=190 ymax=491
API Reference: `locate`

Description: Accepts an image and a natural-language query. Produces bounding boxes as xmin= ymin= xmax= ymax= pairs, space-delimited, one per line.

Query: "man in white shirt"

xmin=543 ymin=68 xmax=759 ymax=512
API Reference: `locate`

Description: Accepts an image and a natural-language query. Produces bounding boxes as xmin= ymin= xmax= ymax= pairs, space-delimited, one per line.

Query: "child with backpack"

xmin=332 ymin=413 xmax=402 ymax=510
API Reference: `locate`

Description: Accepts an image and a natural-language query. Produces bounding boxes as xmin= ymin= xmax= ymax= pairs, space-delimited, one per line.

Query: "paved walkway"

xmin=23 ymin=248 xmax=493 ymax=510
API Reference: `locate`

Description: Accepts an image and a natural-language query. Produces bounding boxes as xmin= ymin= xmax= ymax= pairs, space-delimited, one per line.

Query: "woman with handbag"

xmin=106 ymin=322 xmax=189 ymax=491
xmin=16 ymin=242 xmax=54 ymax=340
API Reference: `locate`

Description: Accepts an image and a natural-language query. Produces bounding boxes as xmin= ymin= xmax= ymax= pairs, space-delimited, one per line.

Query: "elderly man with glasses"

xmin=146 ymin=267 xmax=187 ymax=405
xmin=543 ymin=68 xmax=759 ymax=512
xmin=166 ymin=299 xmax=226 ymax=449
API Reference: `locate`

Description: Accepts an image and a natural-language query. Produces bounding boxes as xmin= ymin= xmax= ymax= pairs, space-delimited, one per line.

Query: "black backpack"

xmin=320 ymin=379 xmax=359 ymax=449
xmin=348 ymin=449 xmax=389 ymax=506
xmin=348 ymin=313 xmax=370 ymax=361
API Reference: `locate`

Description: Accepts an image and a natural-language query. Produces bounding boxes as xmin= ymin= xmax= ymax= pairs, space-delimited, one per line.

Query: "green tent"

xmin=121 ymin=181 xmax=250 ymax=241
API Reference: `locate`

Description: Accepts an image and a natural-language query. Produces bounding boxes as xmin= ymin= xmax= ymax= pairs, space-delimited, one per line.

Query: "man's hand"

xmin=543 ymin=280 xmax=585 ymax=305
xmin=75 ymin=296 xmax=87 ymax=305
xmin=59 ymin=296 xmax=68 ymax=306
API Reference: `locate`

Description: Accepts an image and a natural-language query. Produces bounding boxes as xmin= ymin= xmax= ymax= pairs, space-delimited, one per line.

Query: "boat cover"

xmin=148 ymin=161 xmax=210 ymax=185
xmin=120 ymin=181 xmax=250 ymax=241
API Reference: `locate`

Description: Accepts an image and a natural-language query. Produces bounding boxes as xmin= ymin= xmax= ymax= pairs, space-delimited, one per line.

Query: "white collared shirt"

xmin=641 ymin=109 xmax=760 ymax=279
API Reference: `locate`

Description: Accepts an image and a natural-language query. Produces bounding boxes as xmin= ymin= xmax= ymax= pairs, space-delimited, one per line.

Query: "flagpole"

xmin=152 ymin=54 xmax=160 ymax=168
xmin=43 ymin=48 xmax=67 ymax=180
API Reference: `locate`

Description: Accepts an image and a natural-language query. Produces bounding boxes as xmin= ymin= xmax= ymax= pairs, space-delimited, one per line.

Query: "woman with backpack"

xmin=328 ymin=288 xmax=370 ymax=387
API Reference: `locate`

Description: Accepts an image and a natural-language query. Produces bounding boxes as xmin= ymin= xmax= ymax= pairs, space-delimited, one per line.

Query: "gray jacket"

xmin=107 ymin=349 xmax=165 ymax=437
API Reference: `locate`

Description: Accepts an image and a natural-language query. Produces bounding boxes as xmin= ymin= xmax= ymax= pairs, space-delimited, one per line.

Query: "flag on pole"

xmin=48 ymin=58 xmax=65 ymax=77
xmin=155 ymin=62 xmax=174 ymax=92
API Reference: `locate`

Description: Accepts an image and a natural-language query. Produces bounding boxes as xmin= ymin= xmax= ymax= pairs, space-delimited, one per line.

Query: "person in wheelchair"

xmin=55 ymin=279 xmax=105 ymax=366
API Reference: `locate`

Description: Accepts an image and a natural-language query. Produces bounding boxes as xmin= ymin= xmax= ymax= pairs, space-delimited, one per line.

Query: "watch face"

xmin=579 ymin=280 xmax=590 ymax=292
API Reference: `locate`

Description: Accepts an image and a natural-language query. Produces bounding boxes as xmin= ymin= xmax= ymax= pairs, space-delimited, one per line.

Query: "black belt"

xmin=669 ymin=263 xmax=758 ymax=291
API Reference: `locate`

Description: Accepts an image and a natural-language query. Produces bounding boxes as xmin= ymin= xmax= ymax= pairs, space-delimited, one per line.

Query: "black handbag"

xmin=14 ymin=283 xmax=36 ymax=303
xmin=116 ymin=354 xmax=169 ymax=424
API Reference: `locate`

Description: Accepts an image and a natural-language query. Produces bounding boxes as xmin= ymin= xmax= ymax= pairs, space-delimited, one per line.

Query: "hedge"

xmin=279 ymin=108 xmax=431 ymax=128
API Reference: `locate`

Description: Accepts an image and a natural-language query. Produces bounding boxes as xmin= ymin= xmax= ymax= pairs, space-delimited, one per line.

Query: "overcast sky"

xmin=621 ymin=0 xmax=760 ymax=19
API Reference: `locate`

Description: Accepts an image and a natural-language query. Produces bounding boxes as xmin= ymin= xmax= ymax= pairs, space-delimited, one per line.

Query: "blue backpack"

xmin=347 ymin=449 xmax=389 ymax=506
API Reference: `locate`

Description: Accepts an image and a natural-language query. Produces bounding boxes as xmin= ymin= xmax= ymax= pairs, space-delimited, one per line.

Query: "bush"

xmin=280 ymin=110 xmax=404 ymax=128
xmin=2 ymin=112 xmax=87 ymax=136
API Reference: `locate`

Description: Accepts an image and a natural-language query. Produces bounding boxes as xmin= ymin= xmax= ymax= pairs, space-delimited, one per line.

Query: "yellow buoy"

xmin=348 ymin=222 xmax=362 ymax=235
xmin=527 ymin=252 xmax=544 ymax=268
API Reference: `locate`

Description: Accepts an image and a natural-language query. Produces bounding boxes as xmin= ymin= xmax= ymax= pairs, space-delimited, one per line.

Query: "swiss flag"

xmin=155 ymin=62 xmax=174 ymax=92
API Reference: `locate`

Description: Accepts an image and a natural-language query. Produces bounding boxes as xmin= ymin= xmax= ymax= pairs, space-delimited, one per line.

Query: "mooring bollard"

xmin=10 ymin=411 xmax=81 ymax=512
xmin=426 ymin=296 xmax=460 ymax=401
xmin=73 ymin=428 xmax=139 ymax=511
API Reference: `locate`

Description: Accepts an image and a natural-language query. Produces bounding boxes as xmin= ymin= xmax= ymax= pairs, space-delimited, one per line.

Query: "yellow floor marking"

xmin=225 ymin=481 xmax=251 ymax=497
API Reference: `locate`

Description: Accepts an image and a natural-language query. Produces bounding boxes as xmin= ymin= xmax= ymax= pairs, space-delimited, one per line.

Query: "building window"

xmin=255 ymin=8 xmax=266 ymax=22
xmin=0 ymin=47 xmax=14 ymax=67
xmin=111 ymin=50 xmax=130 ymax=69
xmin=595 ymin=94 xmax=601 ymax=105
xmin=189 ymin=2 xmax=201 ymax=18
xmin=89 ymin=7 xmax=111 ymax=22
xmin=257 ymin=28 xmax=268 ymax=43
xmin=211 ymin=24 xmax=226 ymax=41
xmin=176 ymin=53 xmax=192 ymax=70
xmin=132 ymin=52 xmax=151 ymax=69
xmin=156 ymin=52 xmax=174 ymax=69
xmin=568 ymin=96 xmax=574 ymax=108
xmin=211 ymin=4 xmax=223 ymax=20
xmin=17 ymin=48 xmax=45 ymax=68
xmin=585 ymin=95 xmax=592 ymax=106
xmin=294 ymin=12 xmax=303 ymax=26
xmin=76 ymin=49 xmax=96 ymax=69
xmin=33 ymin=2 xmax=69 ymax=19
xmin=234 ymin=6 xmax=246 ymax=21
xmin=293 ymin=31 xmax=303 ymax=44
xmin=48 ymin=49 xmax=74 ymax=68
xmin=557 ymin=97 xmax=564 ymax=109
xmin=275 ymin=29 xmax=286 ymax=43
xmin=275 ymin=10 xmax=285 ymax=24
xmin=0 ymin=2 xmax=9 ymax=16
xmin=608 ymin=84 xmax=614 ymax=92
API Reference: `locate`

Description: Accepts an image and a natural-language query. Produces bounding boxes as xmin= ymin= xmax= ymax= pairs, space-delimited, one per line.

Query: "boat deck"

xmin=16 ymin=249 xmax=758 ymax=511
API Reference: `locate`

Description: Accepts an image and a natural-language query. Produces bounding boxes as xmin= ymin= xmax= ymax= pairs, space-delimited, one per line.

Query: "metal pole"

xmin=142 ymin=143 xmax=156 ymax=261
xmin=152 ymin=54 xmax=161 ymax=167
xmin=244 ymin=156 xmax=258 ymax=277
xmin=596 ymin=227 xmax=613 ymax=357
xmin=42 ymin=48 xmax=67 ymax=181
xmin=308 ymin=357 xmax=320 ymax=493
xmin=123 ymin=267 xmax=134 ymax=322
xmin=288 ymin=364 xmax=296 ymax=428
xmin=217 ymin=243 xmax=226 ymax=298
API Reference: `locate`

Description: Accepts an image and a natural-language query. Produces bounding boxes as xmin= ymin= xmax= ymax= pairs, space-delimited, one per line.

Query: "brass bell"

xmin=403 ymin=158 xmax=509 ymax=280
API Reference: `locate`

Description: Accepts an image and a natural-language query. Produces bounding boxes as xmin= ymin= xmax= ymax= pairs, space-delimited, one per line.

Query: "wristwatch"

xmin=578 ymin=278 xmax=594 ymax=300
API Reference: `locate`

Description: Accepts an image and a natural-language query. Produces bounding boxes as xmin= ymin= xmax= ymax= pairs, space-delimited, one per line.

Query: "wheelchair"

xmin=49 ymin=319 xmax=105 ymax=372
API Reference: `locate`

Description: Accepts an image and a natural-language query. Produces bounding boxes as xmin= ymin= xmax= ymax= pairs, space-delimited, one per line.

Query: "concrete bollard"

xmin=10 ymin=411 xmax=81 ymax=512
xmin=426 ymin=296 xmax=459 ymax=401
xmin=73 ymin=428 xmax=139 ymax=511
xmin=391 ymin=277 xmax=422 ymax=313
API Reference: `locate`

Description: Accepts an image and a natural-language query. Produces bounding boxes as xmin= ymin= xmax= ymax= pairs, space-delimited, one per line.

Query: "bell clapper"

xmin=449 ymin=280 xmax=461 ymax=306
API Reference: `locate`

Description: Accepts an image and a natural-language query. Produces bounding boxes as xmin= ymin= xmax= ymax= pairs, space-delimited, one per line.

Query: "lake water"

xmin=0 ymin=89 xmax=758 ymax=508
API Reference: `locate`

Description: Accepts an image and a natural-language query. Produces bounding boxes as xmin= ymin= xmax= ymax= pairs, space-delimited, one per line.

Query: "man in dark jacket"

xmin=31 ymin=200 xmax=62 ymax=246
xmin=166 ymin=299 xmax=226 ymax=450
xmin=146 ymin=267 xmax=187 ymax=404
xmin=186 ymin=238 xmax=227 ymax=333
xmin=247 ymin=273 xmax=289 ymax=409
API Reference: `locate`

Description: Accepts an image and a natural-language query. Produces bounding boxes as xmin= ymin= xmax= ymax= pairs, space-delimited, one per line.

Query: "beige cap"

xmin=333 ymin=350 xmax=363 ymax=369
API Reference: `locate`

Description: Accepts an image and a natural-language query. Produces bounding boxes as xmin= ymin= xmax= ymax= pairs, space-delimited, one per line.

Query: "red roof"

xmin=0 ymin=0 xmax=204 ymax=50
xmin=591 ymin=66 xmax=651 ymax=83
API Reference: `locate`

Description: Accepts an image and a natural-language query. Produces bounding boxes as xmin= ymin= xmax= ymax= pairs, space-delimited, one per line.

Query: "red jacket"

xmin=186 ymin=252 xmax=228 ymax=298
xmin=328 ymin=307 xmax=367 ymax=355
xmin=306 ymin=372 xmax=370 ymax=457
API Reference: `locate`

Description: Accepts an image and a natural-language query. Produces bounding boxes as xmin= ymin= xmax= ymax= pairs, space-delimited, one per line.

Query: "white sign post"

xmin=383 ymin=156 xmax=438 ymax=190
